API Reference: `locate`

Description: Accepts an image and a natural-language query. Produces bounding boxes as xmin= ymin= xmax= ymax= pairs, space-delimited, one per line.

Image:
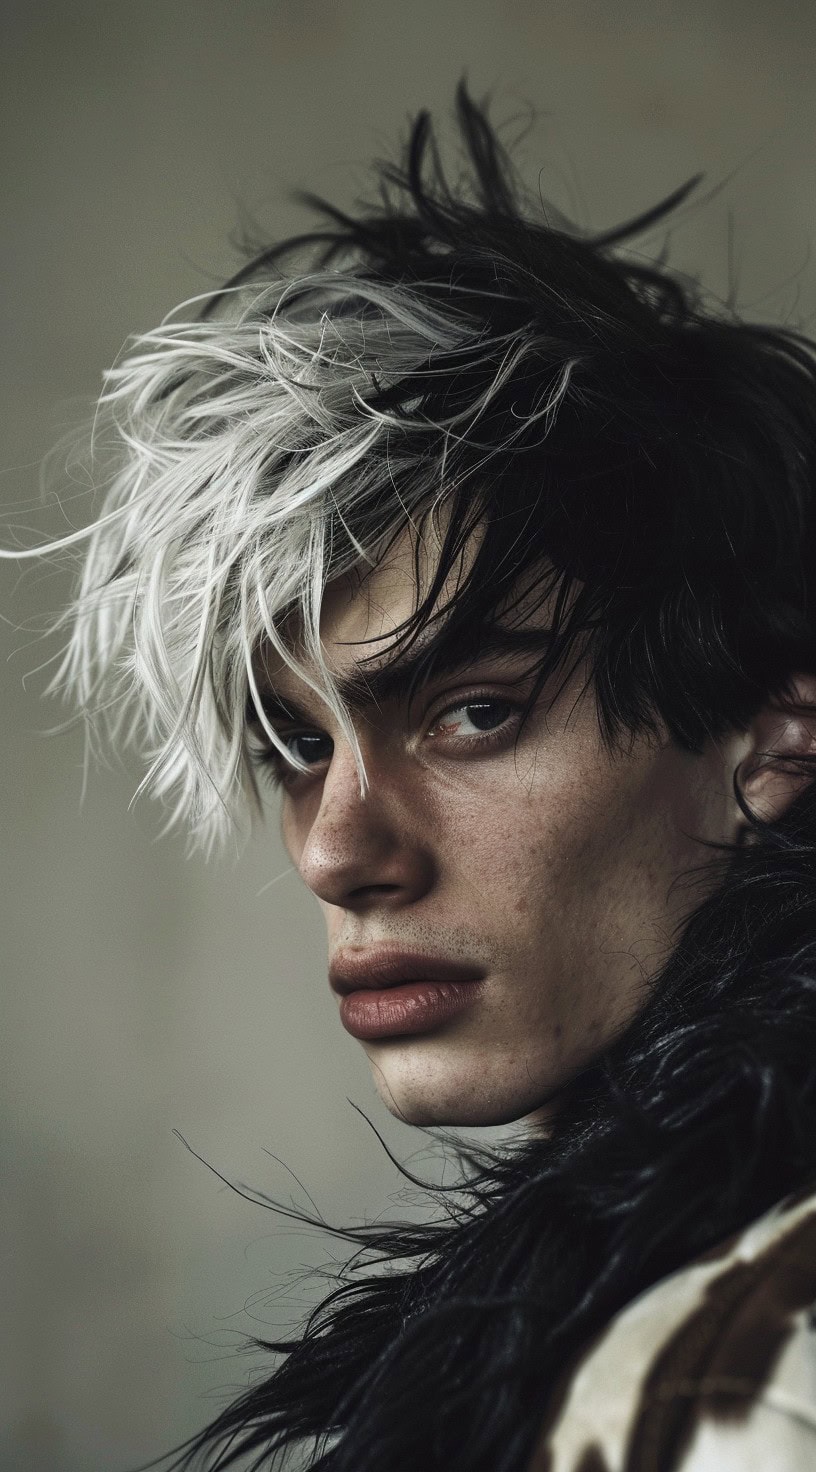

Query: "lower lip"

xmin=338 ymin=980 xmax=483 ymax=1040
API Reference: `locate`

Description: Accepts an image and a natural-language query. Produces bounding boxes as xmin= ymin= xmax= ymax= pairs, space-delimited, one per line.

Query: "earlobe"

xmin=736 ymin=673 xmax=816 ymax=829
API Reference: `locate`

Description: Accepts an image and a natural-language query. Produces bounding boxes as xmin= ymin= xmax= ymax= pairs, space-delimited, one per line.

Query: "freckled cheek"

xmin=437 ymin=773 xmax=632 ymax=976
xmin=438 ymin=789 xmax=582 ymax=913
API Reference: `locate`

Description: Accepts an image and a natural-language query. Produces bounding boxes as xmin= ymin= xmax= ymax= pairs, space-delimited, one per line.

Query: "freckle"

xmin=515 ymin=897 xmax=528 ymax=914
xmin=553 ymin=1023 xmax=563 ymax=1041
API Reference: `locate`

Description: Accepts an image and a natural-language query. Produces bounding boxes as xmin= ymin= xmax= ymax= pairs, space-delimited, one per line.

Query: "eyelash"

xmin=249 ymin=691 xmax=525 ymax=790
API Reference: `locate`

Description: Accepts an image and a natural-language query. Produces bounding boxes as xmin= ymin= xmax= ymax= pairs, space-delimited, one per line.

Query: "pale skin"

xmin=252 ymin=528 xmax=816 ymax=1129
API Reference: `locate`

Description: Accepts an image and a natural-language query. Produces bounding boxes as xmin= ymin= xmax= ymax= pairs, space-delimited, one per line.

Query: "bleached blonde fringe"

xmin=2 ymin=273 xmax=573 ymax=851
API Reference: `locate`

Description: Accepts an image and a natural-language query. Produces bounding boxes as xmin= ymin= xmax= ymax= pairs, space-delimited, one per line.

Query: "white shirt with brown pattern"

xmin=529 ymin=1186 xmax=816 ymax=1472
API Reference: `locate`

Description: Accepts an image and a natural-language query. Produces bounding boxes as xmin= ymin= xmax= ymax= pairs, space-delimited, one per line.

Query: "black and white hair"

xmin=9 ymin=86 xmax=816 ymax=1472
xmin=15 ymin=89 xmax=816 ymax=853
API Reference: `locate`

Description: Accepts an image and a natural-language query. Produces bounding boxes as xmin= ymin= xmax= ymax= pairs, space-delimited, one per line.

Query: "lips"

xmin=329 ymin=947 xmax=486 ymax=995
xmin=329 ymin=948 xmax=487 ymax=1041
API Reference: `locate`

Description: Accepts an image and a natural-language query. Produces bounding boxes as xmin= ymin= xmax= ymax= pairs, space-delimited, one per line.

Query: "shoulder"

xmin=530 ymin=1187 xmax=816 ymax=1472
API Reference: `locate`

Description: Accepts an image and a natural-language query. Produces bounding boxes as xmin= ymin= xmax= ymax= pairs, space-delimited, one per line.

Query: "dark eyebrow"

xmin=248 ymin=624 xmax=553 ymax=729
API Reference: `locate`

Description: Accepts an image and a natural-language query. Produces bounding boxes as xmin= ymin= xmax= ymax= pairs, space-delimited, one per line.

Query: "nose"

xmin=292 ymin=744 xmax=435 ymax=912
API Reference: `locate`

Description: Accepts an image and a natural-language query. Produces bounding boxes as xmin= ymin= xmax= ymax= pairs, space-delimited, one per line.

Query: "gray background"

xmin=2 ymin=3 xmax=815 ymax=1469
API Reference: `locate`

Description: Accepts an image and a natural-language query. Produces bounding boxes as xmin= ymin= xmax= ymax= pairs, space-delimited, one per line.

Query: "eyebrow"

xmin=248 ymin=624 xmax=554 ymax=729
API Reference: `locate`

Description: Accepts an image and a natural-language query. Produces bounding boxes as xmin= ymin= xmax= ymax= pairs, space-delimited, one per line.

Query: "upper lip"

xmin=329 ymin=947 xmax=486 ymax=995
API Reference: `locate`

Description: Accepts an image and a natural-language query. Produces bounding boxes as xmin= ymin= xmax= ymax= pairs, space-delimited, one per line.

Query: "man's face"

xmin=255 ymin=527 xmax=747 ymax=1128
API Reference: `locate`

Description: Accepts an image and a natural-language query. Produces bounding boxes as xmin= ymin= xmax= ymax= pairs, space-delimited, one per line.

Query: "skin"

xmin=252 ymin=527 xmax=814 ymax=1129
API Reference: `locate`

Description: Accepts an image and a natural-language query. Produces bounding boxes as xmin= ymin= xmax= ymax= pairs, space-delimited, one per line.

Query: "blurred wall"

xmin=2 ymin=3 xmax=815 ymax=1468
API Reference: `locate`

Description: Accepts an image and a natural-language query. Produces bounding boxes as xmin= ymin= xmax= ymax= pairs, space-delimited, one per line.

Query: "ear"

xmin=736 ymin=672 xmax=816 ymax=829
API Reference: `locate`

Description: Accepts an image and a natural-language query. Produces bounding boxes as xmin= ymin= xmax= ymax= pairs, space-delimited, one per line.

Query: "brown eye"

xmin=431 ymin=699 xmax=515 ymax=737
xmin=286 ymin=732 xmax=333 ymax=765
xmin=461 ymin=700 xmax=513 ymax=732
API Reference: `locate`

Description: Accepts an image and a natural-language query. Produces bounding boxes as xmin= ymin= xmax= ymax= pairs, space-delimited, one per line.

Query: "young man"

xmin=13 ymin=88 xmax=816 ymax=1469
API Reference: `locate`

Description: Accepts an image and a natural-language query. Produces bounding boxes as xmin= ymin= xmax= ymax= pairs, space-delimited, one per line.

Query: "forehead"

xmin=253 ymin=519 xmax=555 ymax=710
xmin=317 ymin=519 xmax=473 ymax=670
xmin=255 ymin=519 xmax=465 ymax=692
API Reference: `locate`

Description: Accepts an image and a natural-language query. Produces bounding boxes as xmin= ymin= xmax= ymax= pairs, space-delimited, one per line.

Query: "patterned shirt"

xmin=529 ymin=1187 xmax=816 ymax=1471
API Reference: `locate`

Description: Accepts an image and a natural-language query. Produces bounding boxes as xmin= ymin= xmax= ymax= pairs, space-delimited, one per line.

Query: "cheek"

xmin=426 ymin=777 xmax=601 ymax=994
xmin=440 ymin=761 xmax=603 ymax=898
xmin=433 ymin=744 xmax=701 ymax=961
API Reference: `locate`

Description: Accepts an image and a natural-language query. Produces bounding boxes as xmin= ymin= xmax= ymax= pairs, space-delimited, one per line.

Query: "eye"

xmin=283 ymin=731 xmax=334 ymax=766
xmin=428 ymin=698 xmax=515 ymax=739
xmin=249 ymin=727 xmax=333 ymax=788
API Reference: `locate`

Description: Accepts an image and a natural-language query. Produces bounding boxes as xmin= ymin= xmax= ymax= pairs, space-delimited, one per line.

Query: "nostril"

xmin=349 ymin=883 xmax=403 ymax=902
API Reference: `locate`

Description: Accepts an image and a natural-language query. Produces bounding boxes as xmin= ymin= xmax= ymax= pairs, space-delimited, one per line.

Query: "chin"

xmin=366 ymin=1049 xmax=555 ymax=1129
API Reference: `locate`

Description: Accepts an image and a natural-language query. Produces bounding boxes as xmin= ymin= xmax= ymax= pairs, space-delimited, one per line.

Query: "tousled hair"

xmin=6 ymin=90 xmax=815 ymax=851
xmin=7 ymin=86 xmax=816 ymax=1471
